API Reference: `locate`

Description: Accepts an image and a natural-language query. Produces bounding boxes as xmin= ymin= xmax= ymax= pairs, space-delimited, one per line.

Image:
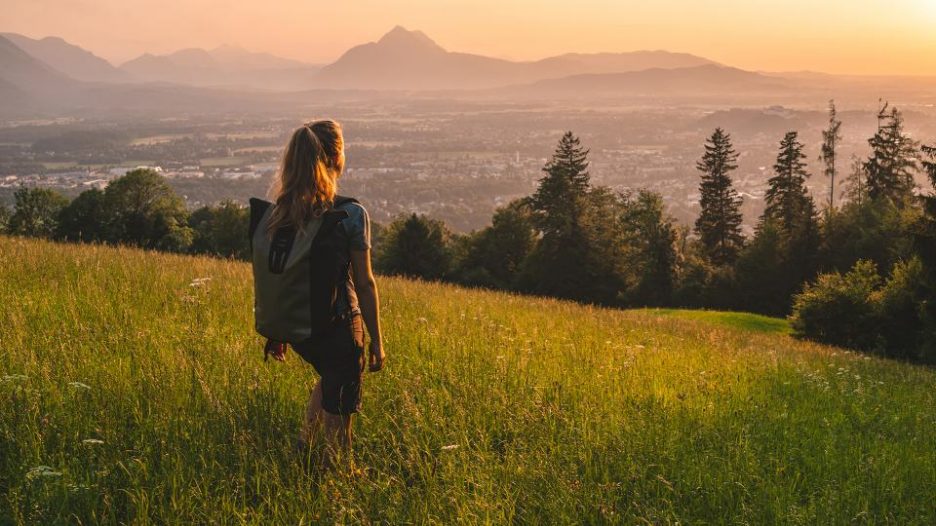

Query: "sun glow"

xmin=915 ymin=0 xmax=936 ymax=17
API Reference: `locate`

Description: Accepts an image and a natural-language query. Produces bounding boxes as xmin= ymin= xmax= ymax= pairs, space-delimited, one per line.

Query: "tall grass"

xmin=1 ymin=235 xmax=934 ymax=524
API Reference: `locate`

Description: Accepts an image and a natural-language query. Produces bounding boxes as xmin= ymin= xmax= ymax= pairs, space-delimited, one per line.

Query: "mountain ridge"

xmin=1 ymin=32 xmax=128 ymax=83
xmin=313 ymin=26 xmax=717 ymax=90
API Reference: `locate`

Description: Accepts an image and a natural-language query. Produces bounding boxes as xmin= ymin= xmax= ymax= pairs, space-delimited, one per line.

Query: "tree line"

xmin=374 ymin=101 xmax=936 ymax=362
xmin=0 ymin=169 xmax=251 ymax=259
xmin=2 ymin=101 xmax=935 ymax=362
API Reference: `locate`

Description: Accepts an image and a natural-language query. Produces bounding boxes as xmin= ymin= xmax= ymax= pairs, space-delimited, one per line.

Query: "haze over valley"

xmin=2 ymin=26 xmax=936 ymax=231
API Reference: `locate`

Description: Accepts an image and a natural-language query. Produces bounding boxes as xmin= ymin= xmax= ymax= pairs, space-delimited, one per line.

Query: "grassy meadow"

xmin=1 ymin=235 xmax=935 ymax=524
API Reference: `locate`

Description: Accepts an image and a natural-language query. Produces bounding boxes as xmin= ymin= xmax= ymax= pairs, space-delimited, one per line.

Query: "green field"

xmin=1 ymin=236 xmax=935 ymax=524
xmin=200 ymin=156 xmax=250 ymax=168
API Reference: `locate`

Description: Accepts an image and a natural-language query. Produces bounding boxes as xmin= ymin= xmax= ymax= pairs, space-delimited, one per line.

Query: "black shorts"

xmin=291 ymin=314 xmax=366 ymax=415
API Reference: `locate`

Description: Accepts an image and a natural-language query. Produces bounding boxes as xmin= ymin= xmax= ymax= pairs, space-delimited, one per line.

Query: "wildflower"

xmin=68 ymin=381 xmax=91 ymax=390
xmin=189 ymin=277 xmax=211 ymax=287
xmin=27 ymin=466 xmax=62 ymax=479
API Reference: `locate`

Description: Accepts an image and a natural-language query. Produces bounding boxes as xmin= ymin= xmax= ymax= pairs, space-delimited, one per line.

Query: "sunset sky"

xmin=4 ymin=0 xmax=936 ymax=75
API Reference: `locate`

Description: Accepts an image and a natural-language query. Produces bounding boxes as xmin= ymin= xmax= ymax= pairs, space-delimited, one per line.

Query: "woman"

xmin=259 ymin=120 xmax=385 ymax=470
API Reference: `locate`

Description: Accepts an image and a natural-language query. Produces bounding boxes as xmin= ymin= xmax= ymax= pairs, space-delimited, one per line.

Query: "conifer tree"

xmin=522 ymin=131 xmax=595 ymax=299
xmin=864 ymin=103 xmax=919 ymax=204
xmin=694 ymin=128 xmax=744 ymax=266
xmin=844 ymin=155 xmax=867 ymax=207
xmin=740 ymin=131 xmax=819 ymax=313
xmin=819 ymin=100 xmax=842 ymax=212
xmin=529 ymin=131 xmax=590 ymax=239
xmin=917 ymin=144 xmax=936 ymax=270
xmin=764 ymin=131 xmax=816 ymax=231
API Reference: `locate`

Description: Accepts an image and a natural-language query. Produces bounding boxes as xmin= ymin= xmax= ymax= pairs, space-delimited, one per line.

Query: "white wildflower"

xmin=27 ymin=466 xmax=62 ymax=479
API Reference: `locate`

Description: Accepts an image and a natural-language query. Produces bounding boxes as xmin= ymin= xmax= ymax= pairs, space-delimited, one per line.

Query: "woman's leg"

xmin=321 ymin=412 xmax=353 ymax=470
xmin=299 ymin=380 xmax=324 ymax=446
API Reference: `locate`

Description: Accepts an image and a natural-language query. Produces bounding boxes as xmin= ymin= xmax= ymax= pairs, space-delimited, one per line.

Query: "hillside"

xmin=499 ymin=64 xmax=792 ymax=100
xmin=0 ymin=35 xmax=74 ymax=95
xmin=2 ymin=33 xmax=129 ymax=83
xmin=119 ymin=46 xmax=321 ymax=90
xmin=313 ymin=25 xmax=717 ymax=90
xmin=1 ymin=236 xmax=934 ymax=523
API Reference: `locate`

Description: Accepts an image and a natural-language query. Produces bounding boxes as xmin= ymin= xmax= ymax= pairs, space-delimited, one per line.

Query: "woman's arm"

xmin=350 ymin=249 xmax=385 ymax=372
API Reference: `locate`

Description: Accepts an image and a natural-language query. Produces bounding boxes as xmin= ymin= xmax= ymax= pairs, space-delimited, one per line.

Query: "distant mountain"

xmin=209 ymin=44 xmax=312 ymax=70
xmin=2 ymin=33 xmax=128 ymax=83
xmin=0 ymin=77 xmax=30 ymax=111
xmin=497 ymin=64 xmax=793 ymax=100
xmin=314 ymin=26 xmax=513 ymax=90
xmin=0 ymin=35 xmax=85 ymax=115
xmin=527 ymin=50 xmax=716 ymax=77
xmin=1 ymin=35 xmax=80 ymax=88
xmin=314 ymin=26 xmax=718 ymax=90
xmin=119 ymin=46 xmax=320 ymax=90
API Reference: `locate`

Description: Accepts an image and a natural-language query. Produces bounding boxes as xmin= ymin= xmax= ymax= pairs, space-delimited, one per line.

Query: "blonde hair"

xmin=267 ymin=120 xmax=345 ymax=235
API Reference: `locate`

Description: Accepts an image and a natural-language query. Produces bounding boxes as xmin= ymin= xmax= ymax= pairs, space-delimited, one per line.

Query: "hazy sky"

xmin=4 ymin=0 xmax=936 ymax=75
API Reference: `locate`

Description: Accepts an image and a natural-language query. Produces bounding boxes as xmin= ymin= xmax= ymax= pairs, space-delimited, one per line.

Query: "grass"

xmin=649 ymin=308 xmax=792 ymax=335
xmin=1 ymin=235 xmax=935 ymax=524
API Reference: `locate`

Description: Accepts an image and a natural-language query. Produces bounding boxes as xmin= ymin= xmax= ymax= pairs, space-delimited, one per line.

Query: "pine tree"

xmin=694 ymin=128 xmax=744 ymax=266
xmin=529 ymin=131 xmax=590 ymax=238
xmin=923 ymin=144 xmax=936 ymax=209
xmin=917 ymin=144 xmax=936 ymax=270
xmin=844 ymin=155 xmax=867 ymax=207
xmin=764 ymin=131 xmax=816 ymax=231
xmin=819 ymin=100 xmax=842 ymax=212
xmin=522 ymin=131 xmax=596 ymax=300
xmin=741 ymin=131 xmax=819 ymax=314
xmin=864 ymin=103 xmax=919 ymax=204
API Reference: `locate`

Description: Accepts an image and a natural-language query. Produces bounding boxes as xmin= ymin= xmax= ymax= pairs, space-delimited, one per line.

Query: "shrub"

xmin=877 ymin=258 xmax=932 ymax=361
xmin=790 ymin=260 xmax=883 ymax=351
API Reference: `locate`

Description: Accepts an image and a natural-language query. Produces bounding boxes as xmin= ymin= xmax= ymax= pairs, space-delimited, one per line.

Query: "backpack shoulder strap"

xmin=249 ymin=197 xmax=272 ymax=242
xmin=333 ymin=195 xmax=359 ymax=209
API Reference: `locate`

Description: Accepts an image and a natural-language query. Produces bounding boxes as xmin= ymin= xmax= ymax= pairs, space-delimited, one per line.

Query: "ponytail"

xmin=267 ymin=120 xmax=343 ymax=236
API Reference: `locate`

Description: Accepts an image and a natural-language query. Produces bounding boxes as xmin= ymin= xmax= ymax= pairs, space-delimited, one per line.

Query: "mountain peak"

xmin=376 ymin=26 xmax=444 ymax=52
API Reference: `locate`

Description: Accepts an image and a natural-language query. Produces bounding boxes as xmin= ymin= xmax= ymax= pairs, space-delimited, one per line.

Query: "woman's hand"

xmin=264 ymin=339 xmax=287 ymax=362
xmin=368 ymin=341 xmax=385 ymax=372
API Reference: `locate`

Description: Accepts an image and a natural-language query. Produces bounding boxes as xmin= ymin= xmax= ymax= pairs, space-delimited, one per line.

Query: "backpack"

xmin=249 ymin=195 xmax=359 ymax=344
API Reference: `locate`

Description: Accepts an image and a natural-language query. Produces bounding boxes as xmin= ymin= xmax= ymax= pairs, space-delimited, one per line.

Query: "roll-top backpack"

xmin=249 ymin=195 xmax=359 ymax=344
